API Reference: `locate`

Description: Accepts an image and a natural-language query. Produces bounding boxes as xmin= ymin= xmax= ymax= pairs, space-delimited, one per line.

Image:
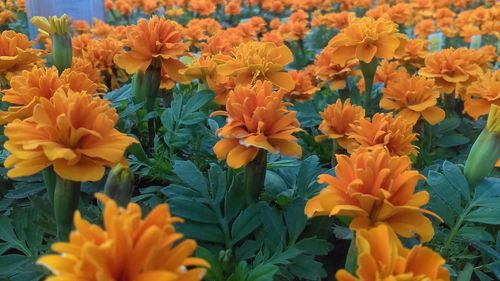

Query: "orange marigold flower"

xmin=261 ymin=31 xmax=284 ymax=46
xmin=114 ymin=16 xmax=188 ymax=82
xmin=414 ymin=19 xmax=436 ymax=39
xmin=459 ymin=24 xmax=482 ymax=43
xmin=3 ymin=89 xmax=137 ymax=181
xmin=336 ymin=225 xmax=450 ymax=281
xmin=71 ymin=56 xmax=106 ymax=87
xmin=287 ymin=66 xmax=319 ymax=101
xmin=305 ymin=148 xmax=435 ymax=242
xmin=202 ymin=29 xmax=246 ymax=55
xmin=91 ymin=19 xmax=115 ymax=38
xmin=0 ymin=10 xmax=15 ymax=25
xmin=72 ymin=33 xmax=93 ymax=57
xmin=216 ymin=41 xmax=295 ymax=91
xmin=315 ymin=99 xmax=365 ymax=150
xmin=0 ymin=66 xmax=99 ymax=124
xmin=213 ymin=81 xmax=302 ymax=169
xmin=463 ymin=70 xmax=500 ymax=120
xmin=0 ymin=30 xmax=43 ymax=79
xmin=348 ymin=113 xmax=419 ymax=157
xmin=315 ymin=47 xmax=359 ymax=90
xmin=188 ymin=0 xmax=216 ymax=16
xmin=366 ymin=4 xmax=391 ymax=20
xmin=419 ymin=48 xmax=483 ymax=94
xmin=72 ymin=20 xmax=90 ymax=34
xmin=327 ymin=16 xmax=407 ymax=65
xmin=38 ymin=193 xmax=208 ymax=280
xmin=389 ymin=3 xmax=414 ymax=26
xmin=381 ymin=75 xmax=445 ymax=125
xmin=225 ymin=0 xmax=241 ymax=15
xmin=181 ymin=55 xmax=228 ymax=104
xmin=394 ymin=39 xmax=428 ymax=67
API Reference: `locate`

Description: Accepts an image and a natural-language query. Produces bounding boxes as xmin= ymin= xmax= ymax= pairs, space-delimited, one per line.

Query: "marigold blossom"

xmin=305 ymin=148 xmax=436 ymax=242
xmin=4 ymin=89 xmax=137 ymax=182
xmin=213 ymin=81 xmax=302 ymax=168
xmin=336 ymin=225 xmax=450 ymax=281
xmin=38 ymin=193 xmax=209 ymax=280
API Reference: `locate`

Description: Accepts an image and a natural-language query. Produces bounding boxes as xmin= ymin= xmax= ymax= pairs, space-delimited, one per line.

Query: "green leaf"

xmin=236 ymin=240 xmax=262 ymax=261
xmin=0 ymin=255 xmax=31 ymax=276
xmin=176 ymin=221 xmax=225 ymax=244
xmin=225 ymin=173 xmax=246 ymax=222
xmin=0 ymin=216 xmax=31 ymax=256
xmin=426 ymin=170 xmax=462 ymax=225
xmin=458 ymin=263 xmax=474 ymax=281
xmin=127 ymin=143 xmax=153 ymax=166
xmin=436 ymin=134 xmax=470 ymax=148
xmin=172 ymin=160 xmax=209 ymax=197
xmin=296 ymin=237 xmax=332 ymax=256
xmin=284 ymin=199 xmax=307 ymax=244
xmin=246 ymin=264 xmax=278 ymax=281
xmin=474 ymin=269 xmax=493 ymax=281
xmin=208 ymin=164 xmax=227 ymax=204
xmin=160 ymin=108 xmax=175 ymax=130
xmin=4 ymin=185 xmax=44 ymax=199
xmin=181 ymin=112 xmax=207 ymax=125
xmin=231 ymin=204 xmax=261 ymax=244
xmin=168 ymin=198 xmax=218 ymax=224
xmin=442 ymin=161 xmax=470 ymax=202
xmin=288 ymin=255 xmax=327 ymax=280
xmin=183 ymin=90 xmax=214 ymax=115
xmin=465 ymin=208 xmax=500 ymax=224
xmin=264 ymin=171 xmax=288 ymax=198
xmin=259 ymin=202 xmax=285 ymax=247
xmin=196 ymin=247 xmax=224 ymax=281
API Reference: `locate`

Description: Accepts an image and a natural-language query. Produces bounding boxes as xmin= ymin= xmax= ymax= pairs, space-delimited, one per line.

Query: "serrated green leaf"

xmin=176 ymin=221 xmax=225 ymax=244
xmin=0 ymin=255 xmax=31 ymax=276
xmin=284 ymin=199 xmax=307 ymax=244
xmin=246 ymin=264 xmax=278 ymax=281
xmin=168 ymin=198 xmax=218 ymax=224
xmin=436 ymin=134 xmax=470 ymax=148
xmin=458 ymin=263 xmax=474 ymax=281
xmin=296 ymin=237 xmax=332 ymax=256
xmin=172 ymin=160 xmax=209 ymax=197
xmin=235 ymin=240 xmax=262 ymax=261
xmin=259 ymin=202 xmax=285 ymax=247
xmin=231 ymin=204 xmax=261 ymax=244
xmin=0 ymin=216 xmax=30 ymax=256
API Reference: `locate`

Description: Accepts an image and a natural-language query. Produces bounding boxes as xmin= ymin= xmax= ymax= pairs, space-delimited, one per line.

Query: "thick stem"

xmin=42 ymin=167 xmax=57 ymax=205
xmin=360 ymin=59 xmax=379 ymax=113
xmin=339 ymin=88 xmax=350 ymax=101
xmin=345 ymin=237 xmax=358 ymax=274
xmin=443 ymin=93 xmax=457 ymax=116
xmin=244 ymin=149 xmax=267 ymax=206
xmin=331 ymin=140 xmax=338 ymax=167
xmin=54 ymin=176 xmax=80 ymax=240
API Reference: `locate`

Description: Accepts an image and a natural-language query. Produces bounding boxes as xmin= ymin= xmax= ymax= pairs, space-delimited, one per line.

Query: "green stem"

xmin=345 ymin=237 xmax=358 ymax=274
xmin=331 ymin=140 xmax=338 ymax=167
xmin=443 ymin=204 xmax=472 ymax=255
xmin=360 ymin=59 xmax=379 ymax=113
xmin=244 ymin=149 xmax=267 ymax=206
xmin=339 ymin=88 xmax=350 ymax=101
xmin=42 ymin=167 xmax=57 ymax=205
xmin=53 ymin=176 xmax=80 ymax=240
xmin=443 ymin=93 xmax=457 ymax=116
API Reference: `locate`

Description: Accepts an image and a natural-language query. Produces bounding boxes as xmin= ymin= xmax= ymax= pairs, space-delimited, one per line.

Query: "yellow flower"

xmin=4 ymin=89 xmax=137 ymax=182
xmin=419 ymin=48 xmax=483 ymax=94
xmin=213 ymin=81 xmax=302 ymax=169
xmin=0 ymin=30 xmax=43 ymax=79
xmin=305 ymin=148 xmax=437 ymax=242
xmin=336 ymin=225 xmax=450 ymax=281
xmin=0 ymin=66 xmax=98 ymax=124
xmin=381 ymin=75 xmax=445 ymax=125
xmin=38 ymin=193 xmax=208 ymax=280
xmin=348 ymin=113 xmax=419 ymax=157
xmin=315 ymin=99 xmax=365 ymax=150
xmin=463 ymin=70 xmax=500 ymax=120
xmin=114 ymin=15 xmax=188 ymax=79
xmin=327 ymin=16 xmax=407 ymax=65
xmin=216 ymin=41 xmax=295 ymax=91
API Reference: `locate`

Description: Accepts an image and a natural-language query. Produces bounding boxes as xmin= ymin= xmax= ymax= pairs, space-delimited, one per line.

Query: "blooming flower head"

xmin=38 ymin=193 xmax=208 ymax=280
xmin=181 ymin=55 xmax=228 ymax=104
xmin=213 ymin=81 xmax=302 ymax=169
xmin=315 ymin=47 xmax=359 ymax=90
xmin=348 ymin=113 xmax=419 ymax=157
xmin=287 ymin=66 xmax=319 ymax=101
xmin=357 ymin=60 xmax=408 ymax=93
xmin=216 ymin=41 xmax=295 ymax=91
xmin=419 ymin=48 xmax=483 ymax=94
xmin=0 ymin=66 xmax=98 ymax=124
xmin=394 ymin=39 xmax=428 ymax=67
xmin=0 ymin=30 xmax=43 ymax=79
xmin=463 ymin=70 xmax=500 ymax=120
xmin=381 ymin=75 xmax=445 ymax=125
xmin=327 ymin=16 xmax=407 ymax=65
xmin=315 ymin=99 xmax=365 ymax=150
xmin=414 ymin=19 xmax=436 ymax=39
xmin=114 ymin=16 xmax=188 ymax=80
xmin=3 ymin=89 xmax=137 ymax=182
xmin=336 ymin=225 xmax=450 ymax=281
xmin=305 ymin=148 xmax=436 ymax=242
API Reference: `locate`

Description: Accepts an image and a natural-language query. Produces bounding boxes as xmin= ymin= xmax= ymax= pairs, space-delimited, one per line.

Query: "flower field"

xmin=0 ymin=0 xmax=499 ymax=280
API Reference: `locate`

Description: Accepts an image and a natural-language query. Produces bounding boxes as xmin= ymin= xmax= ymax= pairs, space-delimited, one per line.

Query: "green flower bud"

xmin=464 ymin=105 xmax=500 ymax=188
xmin=104 ymin=164 xmax=135 ymax=207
